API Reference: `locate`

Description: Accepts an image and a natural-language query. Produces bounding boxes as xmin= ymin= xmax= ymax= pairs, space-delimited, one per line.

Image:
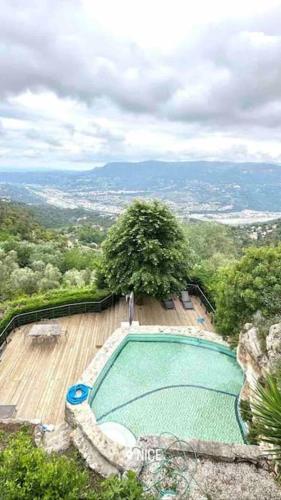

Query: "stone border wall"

xmin=139 ymin=435 xmax=266 ymax=465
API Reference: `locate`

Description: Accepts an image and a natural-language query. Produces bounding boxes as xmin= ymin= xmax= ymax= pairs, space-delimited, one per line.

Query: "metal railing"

xmin=0 ymin=284 xmax=216 ymax=348
xmin=0 ymin=294 xmax=116 ymax=348
xmin=187 ymin=283 xmax=216 ymax=315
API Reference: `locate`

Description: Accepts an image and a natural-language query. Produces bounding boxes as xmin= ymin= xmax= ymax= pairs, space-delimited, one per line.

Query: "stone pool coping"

xmin=65 ymin=323 xmax=265 ymax=475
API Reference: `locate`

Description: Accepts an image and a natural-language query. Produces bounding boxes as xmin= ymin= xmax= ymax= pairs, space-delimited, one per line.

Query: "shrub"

xmin=60 ymin=248 xmax=98 ymax=272
xmin=98 ymin=471 xmax=153 ymax=499
xmin=251 ymin=375 xmax=281 ymax=458
xmin=0 ymin=432 xmax=153 ymax=500
xmin=0 ymin=432 xmax=91 ymax=499
xmin=0 ymin=287 xmax=110 ymax=345
xmin=240 ymin=399 xmax=253 ymax=423
xmin=239 ymin=399 xmax=260 ymax=444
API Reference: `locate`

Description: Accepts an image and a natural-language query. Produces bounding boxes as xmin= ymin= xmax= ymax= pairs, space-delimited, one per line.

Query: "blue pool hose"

xmin=66 ymin=384 xmax=91 ymax=405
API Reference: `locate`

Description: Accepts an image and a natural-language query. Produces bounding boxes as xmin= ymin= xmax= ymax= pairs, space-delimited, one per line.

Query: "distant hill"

xmin=1 ymin=160 xmax=281 ymax=212
xmin=84 ymin=161 xmax=281 ymax=189
xmin=0 ymin=160 xmax=281 ymax=187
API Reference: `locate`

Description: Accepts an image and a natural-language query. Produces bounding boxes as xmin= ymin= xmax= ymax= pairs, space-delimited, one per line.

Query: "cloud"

xmin=25 ymin=129 xmax=61 ymax=147
xmin=0 ymin=0 xmax=176 ymax=116
xmin=1 ymin=1 xmax=281 ymax=131
xmin=1 ymin=0 xmax=281 ymax=167
xmin=0 ymin=120 xmax=5 ymax=136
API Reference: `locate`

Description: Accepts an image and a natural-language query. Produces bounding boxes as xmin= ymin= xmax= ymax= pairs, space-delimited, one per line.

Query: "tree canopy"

xmin=215 ymin=245 xmax=281 ymax=336
xmin=102 ymin=200 xmax=191 ymax=298
xmin=184 ymin=221 xmax=238 ymax=296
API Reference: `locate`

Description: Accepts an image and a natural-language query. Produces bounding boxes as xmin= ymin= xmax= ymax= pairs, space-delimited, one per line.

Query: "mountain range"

xmin=1 ymin=160 xmax=281 ymax=214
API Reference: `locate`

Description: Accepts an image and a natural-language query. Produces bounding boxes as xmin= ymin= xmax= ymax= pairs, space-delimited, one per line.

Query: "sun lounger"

xmin=181 ymin=290 xmax=194 ymax=310
xmin=181 ymin=290 xmax=191 ymax=302
xmin=162 ymin=297 xmax=175 ymax=309
xmin=182 ymin=301 xmax=194 ymax=310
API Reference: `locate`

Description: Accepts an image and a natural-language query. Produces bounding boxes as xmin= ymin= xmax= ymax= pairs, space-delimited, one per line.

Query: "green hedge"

xmin=0 ymin=287 xmax=111 ymax=345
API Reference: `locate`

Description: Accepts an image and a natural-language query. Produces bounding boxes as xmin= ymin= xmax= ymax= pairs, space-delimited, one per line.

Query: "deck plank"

xmin=0 ymin=296 xmax=214 ymax=424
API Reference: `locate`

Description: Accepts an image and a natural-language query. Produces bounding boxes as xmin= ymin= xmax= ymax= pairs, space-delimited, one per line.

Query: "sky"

xmin=1 ymin=0 xmax=281 ymax=170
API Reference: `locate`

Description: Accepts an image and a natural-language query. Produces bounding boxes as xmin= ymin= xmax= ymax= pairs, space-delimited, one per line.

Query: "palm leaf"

xmin=252 ymin=375 xmax=281 ymax=459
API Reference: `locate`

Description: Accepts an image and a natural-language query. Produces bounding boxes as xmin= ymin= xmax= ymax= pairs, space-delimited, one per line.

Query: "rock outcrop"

xmin=266 ymin=323 xmax=281 ymax=367
xmin=237 ymin=321 xmax=281 ymax=399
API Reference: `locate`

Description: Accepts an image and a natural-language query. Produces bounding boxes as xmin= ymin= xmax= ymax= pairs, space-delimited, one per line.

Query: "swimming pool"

xmin=90 ymin=334 xmax=245 ymax=444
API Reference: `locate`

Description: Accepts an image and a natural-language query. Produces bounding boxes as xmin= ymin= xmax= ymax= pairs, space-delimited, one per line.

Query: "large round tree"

xmin=101 ymin=200 xmax=191 ymax=298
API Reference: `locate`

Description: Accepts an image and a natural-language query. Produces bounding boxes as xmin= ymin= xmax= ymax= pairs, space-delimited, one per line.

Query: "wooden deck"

xmin=0 ymin=296 xmax=214 ymax=424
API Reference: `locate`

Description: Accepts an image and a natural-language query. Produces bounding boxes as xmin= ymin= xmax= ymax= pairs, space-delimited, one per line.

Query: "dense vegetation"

xmin=2 ymin=199 xmax=281 ymax=337
xmin=0 ymin=201 xmax=51 ymax=242
xmin=183 ymin=219 xmax=281 ymax=338
xmin=0 ymin=430 xmax=152 ymax=499
xmin=185 ymin=221 xmax=239 ymax=297
xmin=28 ymin=204 xmax=113 ymax=230
xmin=101 ymin=200 xmax=192 ymax=298
xmin=214 ymin=245 xmax=281 ymax=336
xmin=0 ymin=201 xmax=105 ymax=306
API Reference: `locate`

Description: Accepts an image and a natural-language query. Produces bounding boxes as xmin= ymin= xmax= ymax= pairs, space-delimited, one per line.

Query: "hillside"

xmin=0 ymin=201 xmax=106 ymax=303
xmin=0 ymin=200 xmax=48 ymax=241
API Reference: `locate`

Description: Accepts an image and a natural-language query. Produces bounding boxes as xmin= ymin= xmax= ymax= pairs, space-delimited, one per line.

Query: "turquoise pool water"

xmin=90 ymin=335 xmax=245 ymax=444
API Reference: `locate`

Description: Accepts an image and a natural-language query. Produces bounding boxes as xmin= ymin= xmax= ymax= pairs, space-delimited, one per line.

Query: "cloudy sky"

xmin=1 ymin=0 xmax=281 ymax=170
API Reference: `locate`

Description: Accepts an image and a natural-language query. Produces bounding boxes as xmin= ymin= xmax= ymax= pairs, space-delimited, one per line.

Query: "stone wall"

xmin=237 ymin=321 xmax=281 ymax=399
